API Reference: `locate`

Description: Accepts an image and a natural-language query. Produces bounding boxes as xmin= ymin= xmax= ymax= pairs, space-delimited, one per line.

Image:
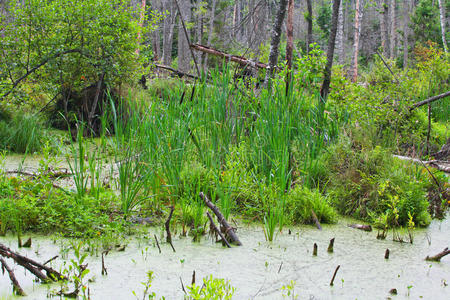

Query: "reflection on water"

xmin=1 ymin=216 xmax=448 ymax=299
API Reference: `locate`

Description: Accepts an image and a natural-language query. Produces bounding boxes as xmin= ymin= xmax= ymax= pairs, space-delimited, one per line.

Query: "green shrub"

xmin=317 ymin=131 xmax=435 ymax=227
xmin=286 ymin=186 xmax=337 ymax=225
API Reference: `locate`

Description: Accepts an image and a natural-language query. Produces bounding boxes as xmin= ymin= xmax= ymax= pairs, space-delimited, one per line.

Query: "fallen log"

xmin=311 ymin=209 xmax=322 ymax=230
xmin=190 ymin=44 xmax=271 ymax=70
xmin=426 ymin=247 xmax=450 ymax=262
xmin=393 ymin=155 xmax=450 ymax=173
xmin=154 ymin=64 xmax=199 ymax=80
xmin=409 ymin=90 xmax=450 ymax=111
xmin=348 ymin=224 xmax=372 ymax=232
xmin=0 ymin=257 xmax=26 ymax=296
xmin=0 ymin=243 xmax=66 ymax=283
xmin=200 ymin=192 xmax=242 ymax=246
xmin=206 ymin=212 xmax=231 ymax=248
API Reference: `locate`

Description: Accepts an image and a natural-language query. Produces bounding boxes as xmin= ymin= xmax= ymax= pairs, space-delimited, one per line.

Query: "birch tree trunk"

xmin=403 ymin=0 xmax=410 ymax=67
xmin=152 ymin=0 xmax=162 ymax=61
xmin=336 ymin=1 xmax=344 ymax=64
xmin=264 ymin=0 xmax=289 ymax=85
xmin=203 ymin=0 xmax=217 ymax=73
xmin=438 ymin=0 xmax=448 ymax=53
xmin=351 ymin=0 xmax=363 ymax=82
xmin=389 ymin=0 xmax=396 ymax=59
xmin=306 ymin=0 xmax=313 ymax=54
xmin=162 ymin=0 xmax=177 ymax=65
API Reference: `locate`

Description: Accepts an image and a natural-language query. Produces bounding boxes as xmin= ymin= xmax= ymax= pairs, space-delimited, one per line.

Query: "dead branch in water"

xmin=0 ymin=257 xmax=26 ymax=296
xmin=0 ymin=243 xmax=66 ymax=285
xmin=311 ymin=209 xmax=322 ymax=230
xmin=165 ymin=206 xmax=176 ymax=252
xmin=206 ymin=212 xmax=231 ymax=248
xmin=426 ymin=247 xmax=450 ymax=262
xmin=348 ymin=224 xmax=372 ymax=232
xmin=200 ymin=192 xmax=242 ymax=246
xmin=330 ymin=265 xmax=341 ymax=286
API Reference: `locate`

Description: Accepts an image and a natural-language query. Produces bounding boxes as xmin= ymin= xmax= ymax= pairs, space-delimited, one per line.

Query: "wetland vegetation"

xmin=0 ymin=0 xmax=449 ymax=299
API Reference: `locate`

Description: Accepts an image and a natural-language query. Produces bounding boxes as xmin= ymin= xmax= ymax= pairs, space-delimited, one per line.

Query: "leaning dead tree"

xmin=409 ymin=91 xmax=450 ymax=111
xmin=200 ymin=192 xmax=242 ymax=246
xmin=190 ymin=44 xmax=270 ymax=70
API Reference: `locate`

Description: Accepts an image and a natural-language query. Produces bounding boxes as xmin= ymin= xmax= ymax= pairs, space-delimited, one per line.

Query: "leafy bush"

xmin=0 ymin=175 xmax=121 ymax=237
xmin=286 ymin=186 xmax=337 ymax=225
xmin=316 ymin=131 xmax=438 ymax=227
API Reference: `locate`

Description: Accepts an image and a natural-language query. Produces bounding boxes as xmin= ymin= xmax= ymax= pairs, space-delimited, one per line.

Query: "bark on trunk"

xmin=403 ymin=0 xmax=410 ymax=67
xmin=162 ymin=0 xmax=177 ymax=65
xmin=264 ymin=0 xmax=289 ymax=85
xmin=286 ymin=0 xmax=294 ymax=70
xmin=306 ymin=0 xmax=313 ymax=55
xmin=438 ymin=0 xmax=448 ymax=53
xmin=177 ymin=0 xmax=192 ymax=73
xmin=351 ymin=0 xmax=363 ymax=82
xmin=336 ymin=2 xmax=345 ymax=64
xmin=320 ymin=0 xmax=341 ymax=100
xmin=202 ymin=0 xmax=217 ymax=73
xmin=379 ymin=1 xmax=388 ymax=56
xmin=389 ymin=0 xmax=396 ymax=59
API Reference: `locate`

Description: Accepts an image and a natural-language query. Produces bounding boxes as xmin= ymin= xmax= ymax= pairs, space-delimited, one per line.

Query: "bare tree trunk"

xmin=351 ymin=0 xmax=363 ymax=82
xmin=286 ymin=0 xmax=294 ymax=70
xmin=389 ymin=0 xmax=396 ymax=59
xmin=379 ymin=0 xmax=388 ymax=56
xmin=403 ymin=0 xmax=410 ymax=67
xmin=136 ymin=0 xmax=146 ymax=55
xmin=195 ymin=0 xmax=203 ymax=71
xmin=177 ymin=0 xmax=192 ymax=73
xmin=203 ymin=0 xmax=217 ymax=73
xmin=264 ymin=0 xmax=289 ymax=85
xmin=438 ymin=0 xmax=448 ymax=53
xmin=162 ymin=0 xmax=177 ymax=65
xmin=320 ymin=0 xmax=341 ymax=100
xmin=336 ymin=1 xmax=344 ymax=64
xmin=306 ymin=0 xmax=313 ymax=54
xmin=152 ymin=0 xmax=162 ymax=61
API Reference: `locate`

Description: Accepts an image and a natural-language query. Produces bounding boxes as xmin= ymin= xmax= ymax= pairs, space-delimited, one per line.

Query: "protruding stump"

xmin=327 ymin=238 xmax=335 ymax=253
xmin=330 ymin=265 xmax=341 ymax=286
xmin=426 ymin=247 xmax=450 ymax=262
xmin=385 ymin=249 xmax=390 ymax=259
xmin=313 ymin=243 xmax=318 ymax=256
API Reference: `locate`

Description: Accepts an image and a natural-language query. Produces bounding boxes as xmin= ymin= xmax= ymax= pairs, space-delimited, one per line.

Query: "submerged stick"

xmin=311 ymin=210 xmax=322 ymax=230
xmin=329 ymin=265 xmax=341 ymax=286
xmin=101 ymin=251 xmax=108 ymax=275
xmin=180 ymin=276 xmax=186 ymax=294
xmin=0 ymin=257 xmax=26 ymax=296
xmin=191 ymin=270 xmax=196 ymax=285
xmin=165 ymin=206 xmax=176 ymax=252
xmin=327 ymin=238 xmax=335 ymax=253
xmin=43 ymin=255 xmax=59 ymax=266
xmin=348 ymin=224 xmax=372 ymax=232
xmin=154 ymin=234 xmax=162 ymax=254
xmin=200 ymin=192 xmax=242 ymax=246
xmin=426 ymin=247 xmax=450 ymax=262
xmin=313 ymin=243 xmax=318 ymax=256
xmin=206 ymin=212 xmax=231 ymax=248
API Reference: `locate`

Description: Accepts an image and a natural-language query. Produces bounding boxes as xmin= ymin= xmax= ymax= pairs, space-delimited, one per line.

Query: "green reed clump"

xmin=0 ymin=113 xmax=46 ymax=153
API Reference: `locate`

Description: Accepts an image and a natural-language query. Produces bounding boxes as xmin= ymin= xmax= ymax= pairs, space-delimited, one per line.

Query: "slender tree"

xmin=437 ymin=0 xmax=448 ymax=53
xmin=336 ymin=0 xmax=344 ymax=64
xmin=306 ymin=0 xmax=313 ymax=54
xmin=264 ymin=0 xmax=289 ymax=85
xmin=379 ymin=0 xmax=389 ymax=56
xmin=403 ymin=0 xmax=410 ymax=67
xmin=320 ymin=0 xmax=341 ymax=101
xmin=389 ymin=0 xmax=396 ymax=59
xmin=286 ymin=0 xmax=294 ymax=70
xmin=203 ymin=0 xmax=217 ymax=73
xmin=351 ymin=0 xmax=363 ymax=82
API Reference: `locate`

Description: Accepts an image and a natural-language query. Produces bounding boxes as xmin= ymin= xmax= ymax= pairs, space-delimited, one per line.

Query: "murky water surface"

xmin=1 ymin=216 xmax=449 ymax=300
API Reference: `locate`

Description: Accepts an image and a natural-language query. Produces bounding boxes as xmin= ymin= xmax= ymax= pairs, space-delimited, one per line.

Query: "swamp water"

xmin=1 ymin=217 xmax=449 ymax=300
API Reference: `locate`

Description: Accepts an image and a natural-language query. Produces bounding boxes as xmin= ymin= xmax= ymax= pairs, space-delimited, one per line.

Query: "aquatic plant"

xmin=186 ymin=275 xmax=236 ymax=300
